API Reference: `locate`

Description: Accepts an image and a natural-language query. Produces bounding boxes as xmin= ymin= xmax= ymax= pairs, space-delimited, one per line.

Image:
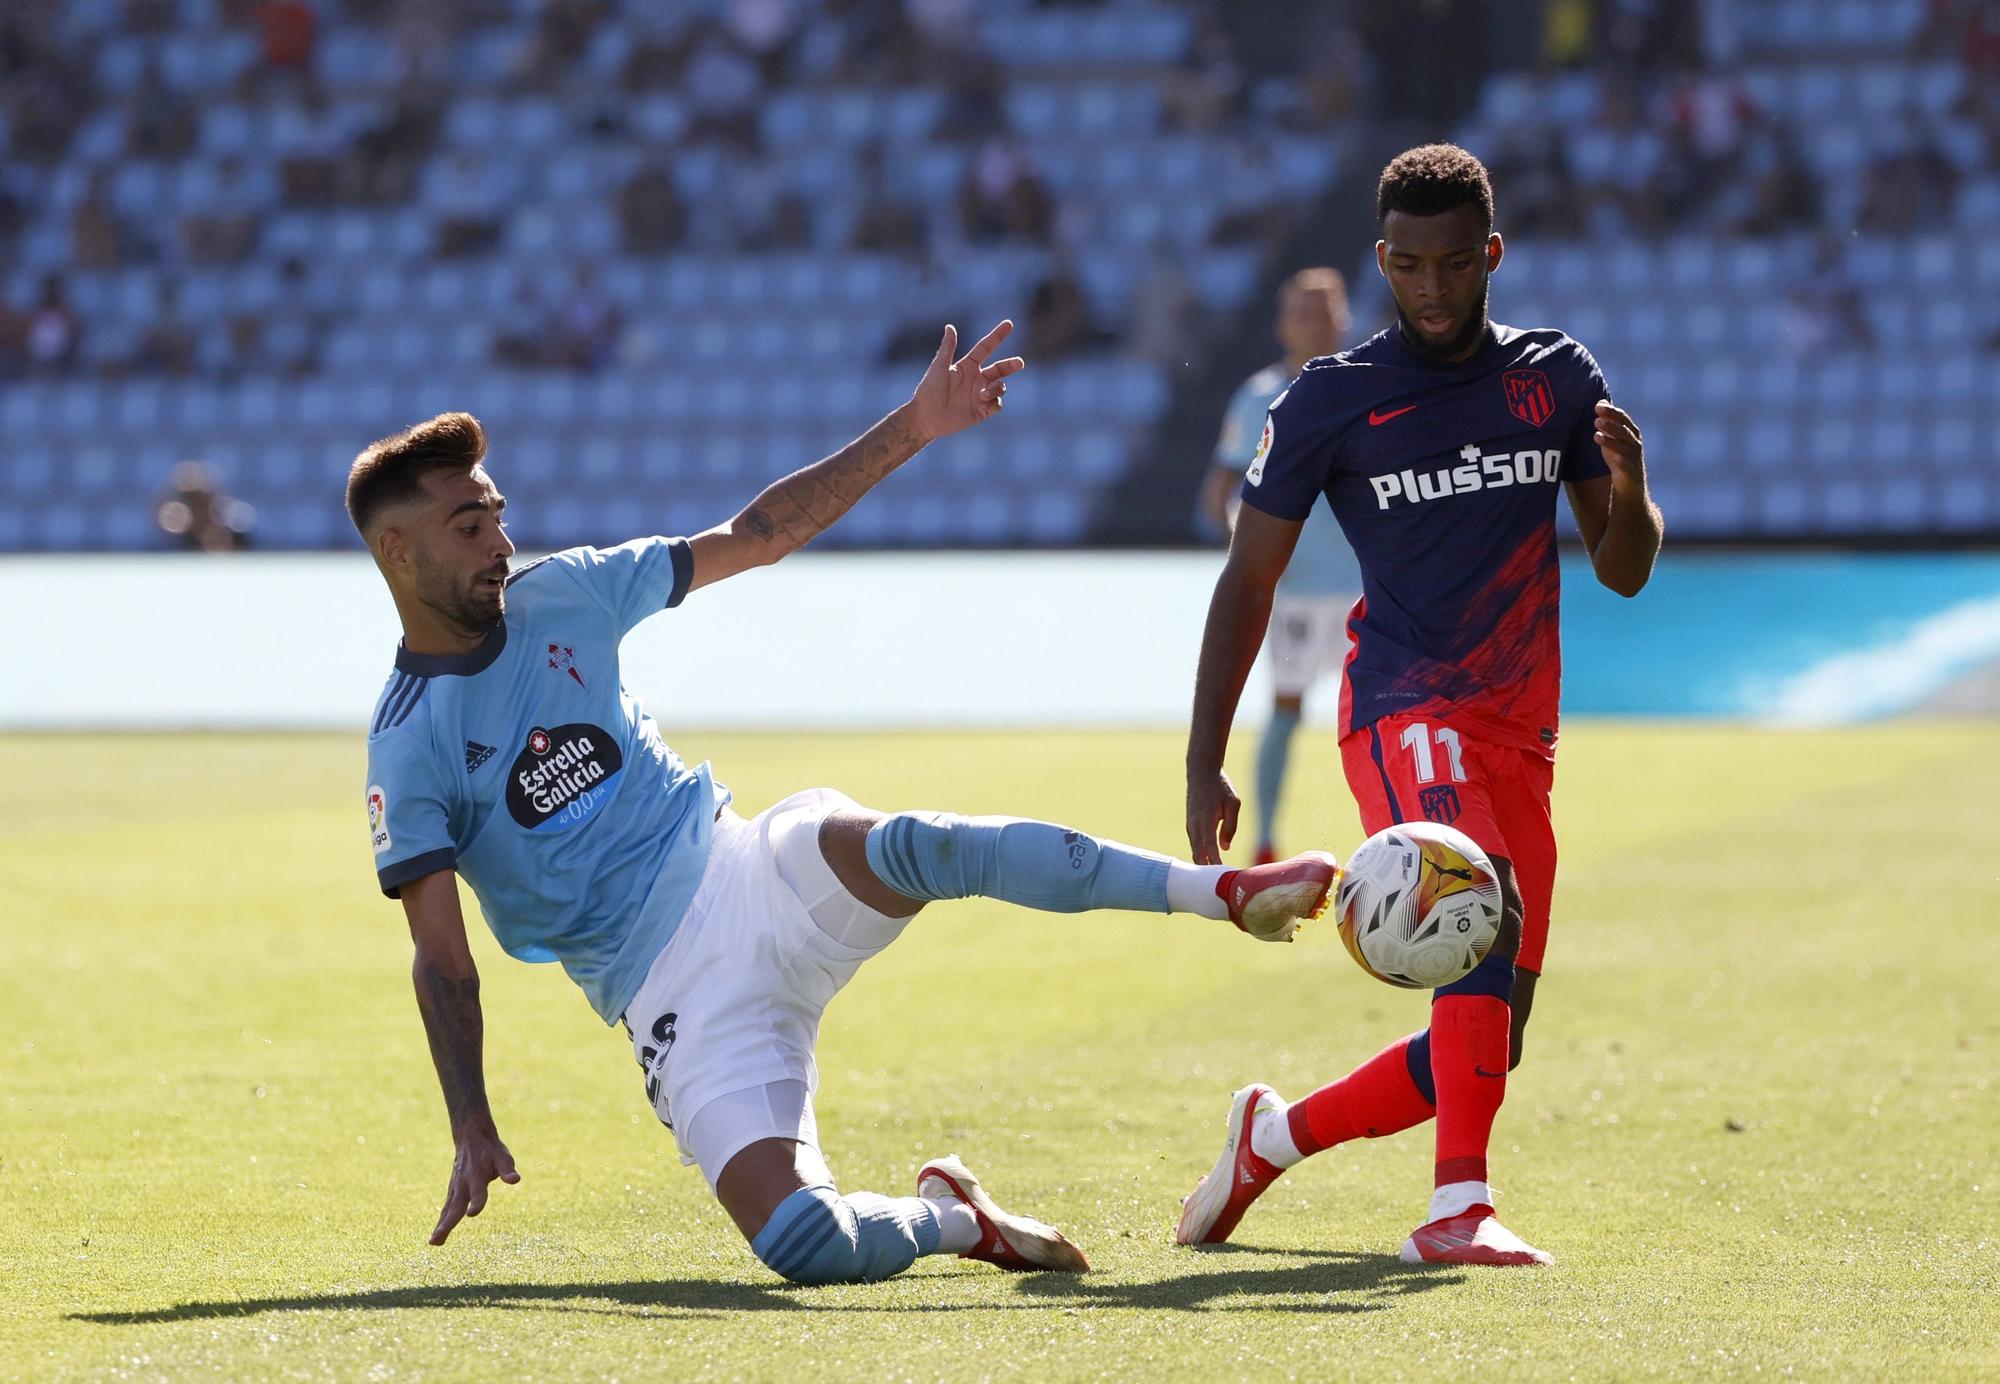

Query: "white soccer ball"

xmin=1334 ymin=821 xmax=1503 ymax=989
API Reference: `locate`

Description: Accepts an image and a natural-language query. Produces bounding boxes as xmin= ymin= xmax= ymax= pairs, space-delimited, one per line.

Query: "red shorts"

xmin=1340 ymin=713 xmax=1557 ymax=975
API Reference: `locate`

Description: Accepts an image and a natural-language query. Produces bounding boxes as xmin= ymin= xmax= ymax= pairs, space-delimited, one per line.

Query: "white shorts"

xmin=623 ymin=787 xmax=910 ymax=1186
xmin=1267 ymin=592 xmax=1353 ymax=699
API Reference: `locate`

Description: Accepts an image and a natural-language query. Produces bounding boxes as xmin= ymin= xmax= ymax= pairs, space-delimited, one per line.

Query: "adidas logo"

xmin=464 ymin=740 xmax=497 ymax=774
xmin=1239 ymin=1167 xmax=1257 ymax=1185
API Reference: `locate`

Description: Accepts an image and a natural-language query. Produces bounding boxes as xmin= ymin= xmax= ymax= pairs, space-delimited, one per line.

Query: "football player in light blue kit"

xmin=354 ymin=321 xmax=1339 ymax=1287
xmin=1200 ymin=269 xmax=1361 ymax=864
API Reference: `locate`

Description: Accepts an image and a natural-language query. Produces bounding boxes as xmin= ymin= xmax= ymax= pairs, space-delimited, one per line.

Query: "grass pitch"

xmin=3 ymin=724 xmax=1997 ymax=1381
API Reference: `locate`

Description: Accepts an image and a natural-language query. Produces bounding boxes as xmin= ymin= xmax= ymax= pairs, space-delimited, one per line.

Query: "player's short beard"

xmin=414 ymin=549 xmax=503 ymax=637
xmin=1398 ymin=275 xmax=1491 ymax=363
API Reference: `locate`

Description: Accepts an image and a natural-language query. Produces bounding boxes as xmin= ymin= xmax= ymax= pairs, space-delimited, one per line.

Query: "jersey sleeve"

xmin=565 ymin=536 xmax=695 ymax=635
xmin=1212 ymin=379 xmax=1270 ymax=472
xmin=1239 ymin=370 xmax=1342 ymax=521
xmin=1560 ymin=343 xmax=1613 ymax=484
xmin=366 ymin=730 xmax=458 ymax=899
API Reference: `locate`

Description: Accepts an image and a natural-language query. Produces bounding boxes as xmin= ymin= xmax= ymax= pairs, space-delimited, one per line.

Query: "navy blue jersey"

xmin=1240 ymin=323 xmax=1610 ymax=757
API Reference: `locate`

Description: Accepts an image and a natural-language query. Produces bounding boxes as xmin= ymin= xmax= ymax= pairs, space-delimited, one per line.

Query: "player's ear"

xmin=375 ymin=524 xmax=409 ymax=571
xmin=1374 ymin=240 xmax=1388 ymax=278
xmin=1486 ymin=233 xmax=1504 ymax=274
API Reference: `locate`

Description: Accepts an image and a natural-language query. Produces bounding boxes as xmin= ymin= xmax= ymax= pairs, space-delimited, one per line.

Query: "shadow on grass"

xmin=1016 ymin=1245 xmax=1463 ymax=1314
xmin=72 ymin=1249 xmax=1459 ymax=1325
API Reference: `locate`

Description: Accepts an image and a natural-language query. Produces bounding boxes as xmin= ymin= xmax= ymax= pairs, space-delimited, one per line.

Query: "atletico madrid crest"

xmin=1502 ymin=369 xmax=1555 ymax=428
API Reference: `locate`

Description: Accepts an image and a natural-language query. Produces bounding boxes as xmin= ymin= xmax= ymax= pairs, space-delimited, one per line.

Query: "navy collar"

xmin=395 ymin=618 xmax=508 ymax=676
xmin=1389 ymin=320 xmax=1501 ymax=372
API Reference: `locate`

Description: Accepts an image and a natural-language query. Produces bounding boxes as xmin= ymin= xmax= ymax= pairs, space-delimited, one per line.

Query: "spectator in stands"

xmin=1163 ymin=9 xmax=1243 ymax=133
xmin=1779 ymin=236 xmax=1876 ymax=357
xmin=493 ymin=276 xmax=552 ymax=369
xmin=1856 ymin=115 xmax=1959 ymax=234
xmin=933 ymin=52 xmax=1006 ymax=141
xmin=0 ymin=9 xmax=91 ymax=164
xmin=524 ymin=0 xmax=606 ymax=89
xmin=1025 ymin=264 xmax=1116 ymax=362
xmin=431 ymin=151 xmax=507 ymax=259
xmin=1485 ymin=126 xmax=1585 ymax=239
xmin=70 ymin=171 xmax=129 ymax=271
xmin=618 ymin=163 xmax=690 ymax=255
xmin=1729 ymin=121 xmax=1821 ymax=236
xmin=247 ymin=0 xmax=318 ymax=101
xmin=180 ymin=157 xmax=268 ymax=266
xmin=850 ymin=146 xmax=930 ymax=257
xmin=959 ymin=136 xmax=1055 ymax=244
xmin=681 ymin=27 xmax=766 ymax=150
xmin=155 ymin=461 xmax=256 ymax=552
xmin=549 ymin=268 xmax=622 ymax=371
xmin=259 ymin=258 xmax=323 ymax=377
xmin=726 ymin=0 xmax=805 ymax=81
xmin=126 ymin=61 xmax=200 ymax=161
xmin=24 ymin=276 xmax=81 ymax=373
xmin=130 ymin=281 xmax=199 ymax=376
xmin=342 ymin=81 xmax=444 ymax=204
xmin=278 ymin=88 xmax=345 ymax=207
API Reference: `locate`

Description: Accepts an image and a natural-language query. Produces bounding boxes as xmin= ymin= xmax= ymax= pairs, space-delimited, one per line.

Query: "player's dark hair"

xmin=1376 ymin=143 xmax=1494 ymax=230
xmin=345 ymin=412 xmax=488 ymax=535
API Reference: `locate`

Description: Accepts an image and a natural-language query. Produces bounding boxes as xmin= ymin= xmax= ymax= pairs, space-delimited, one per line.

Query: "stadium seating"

xmin=0 ymin=0 xmax=1344 ymax=551
xmin=0 ymin=0 xmax=1992 ymax=549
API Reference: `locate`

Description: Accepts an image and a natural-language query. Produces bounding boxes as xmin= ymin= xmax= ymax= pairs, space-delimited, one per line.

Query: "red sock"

xmin=1286 ymin=1032 xmax=1436 ymax=1156
xmin=1430 ymin=994 xmax=1511 ymax=1188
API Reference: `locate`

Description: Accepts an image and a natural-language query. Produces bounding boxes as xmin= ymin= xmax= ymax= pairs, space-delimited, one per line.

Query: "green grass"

xmin=3 ymin=725 xmax=1997 ymax=1381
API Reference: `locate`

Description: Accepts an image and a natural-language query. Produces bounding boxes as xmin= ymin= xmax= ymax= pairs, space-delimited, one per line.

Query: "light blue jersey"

xmin=364 ymin=537 xmax=729 ymax=1023
xmin=1217 ymin=363 xmax=1359 ymax=596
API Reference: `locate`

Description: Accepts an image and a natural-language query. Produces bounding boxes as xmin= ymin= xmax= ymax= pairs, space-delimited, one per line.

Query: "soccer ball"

xmin=1334 ymin=822 xmax=1503 ymax=989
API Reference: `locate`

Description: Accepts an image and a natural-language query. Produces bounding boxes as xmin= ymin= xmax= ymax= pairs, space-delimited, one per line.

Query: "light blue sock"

xmin=750 ymin=1184 xmax=942 ymax=1285
xmin=1254 ymin=708 xmax=1301 ymax=851
xmin=865 ymin=813 xmax=1173 ymax=914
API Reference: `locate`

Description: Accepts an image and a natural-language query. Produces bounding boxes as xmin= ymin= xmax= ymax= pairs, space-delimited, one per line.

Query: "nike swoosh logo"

xmin=1368 ymin=405 xmax=1417 ymax=426
xmin=1474 ymin=1065 xmax=1506 ymax=1079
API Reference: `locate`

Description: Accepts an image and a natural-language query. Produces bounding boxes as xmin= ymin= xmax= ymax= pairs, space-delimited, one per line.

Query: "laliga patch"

xmin=367 ymin=784 xmax=391 ymax=856
xmin=1245 ymin=412 xmax=1276 ymax=486
xmin=507 ymin=723 xmax=624 ymax=832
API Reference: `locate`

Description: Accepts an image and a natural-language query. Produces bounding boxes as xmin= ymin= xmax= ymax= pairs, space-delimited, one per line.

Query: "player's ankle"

xmin=1249 ymin=1100 xmax=1304 ymax=1169
xmin=1428 ymin=1179 xmax=1495 ymax=1223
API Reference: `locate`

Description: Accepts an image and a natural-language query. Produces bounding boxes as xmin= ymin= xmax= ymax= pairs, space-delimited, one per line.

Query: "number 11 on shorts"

xmin=1398 ymin=721 xmax=1466 ymax=784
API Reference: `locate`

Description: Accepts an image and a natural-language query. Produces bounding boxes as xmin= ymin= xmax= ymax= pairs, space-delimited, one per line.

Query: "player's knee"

xmin=748 ymin=1186 xmax=928 ymax=1285
xmin=1488 ymin=911 xmax=1522 ymax=963
xmin=750 ymin=1185 xmax=864 ymax=1285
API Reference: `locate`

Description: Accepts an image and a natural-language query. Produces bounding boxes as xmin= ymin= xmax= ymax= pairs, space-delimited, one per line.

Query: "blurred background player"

xmin=1199 ymin=268 xmax=1360 ymax=865
xmin=1181 ymin=144 xmax=1664 ymax=1267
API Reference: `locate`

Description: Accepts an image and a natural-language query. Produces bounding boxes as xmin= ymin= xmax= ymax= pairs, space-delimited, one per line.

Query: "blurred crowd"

xmin=0 ymin=0 xmax=1370 ymax=384
xmin=5 ymin=0 xmax=1997 ymax=389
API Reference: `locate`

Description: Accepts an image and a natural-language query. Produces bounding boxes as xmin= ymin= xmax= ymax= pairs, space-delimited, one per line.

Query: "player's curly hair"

xmin=345 ymin=411 xmax=488 ymax=535
xmin=1376 ymin=143 xmax=1494 ymax=230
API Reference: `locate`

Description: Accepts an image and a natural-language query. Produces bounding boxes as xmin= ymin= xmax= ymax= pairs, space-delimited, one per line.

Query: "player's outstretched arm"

xmin=1186 ymin=505 xmax=1302 ymax=863
xmin=684 ymin=321 xmax=1025 ymax=593
xmin=400 ymin=869 xmax=519 ymax=1246
xmin=1567 ymin=400 xmax=1664 ymax=598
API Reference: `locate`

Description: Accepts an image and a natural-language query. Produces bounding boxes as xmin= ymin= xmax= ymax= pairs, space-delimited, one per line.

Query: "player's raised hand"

xmin=904 ymin=320 xmax=1026 ymax=442
xmin=1594 ymin=401 xmax=1647 ymax=490
xmin=1186 ymin=768 xmax=1243 ymax=866
xmin=430 ymin=1125 xmax=520 ymax=1246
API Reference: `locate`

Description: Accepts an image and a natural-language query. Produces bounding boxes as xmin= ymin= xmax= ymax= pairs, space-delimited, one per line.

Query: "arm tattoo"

xmin=416 ymin=961 xmax=491 ymax=1135
xmin=743 ymin=410 xmax=922 ymax=553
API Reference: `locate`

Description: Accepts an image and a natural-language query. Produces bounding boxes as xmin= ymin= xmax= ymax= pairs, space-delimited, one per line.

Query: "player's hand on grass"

xmin=430 ymin=1124 xmax=519 ymax=1246
xmin=1185 ymin=768 xmax=1242 ymax=866
xmin=1594 ymin=401 xmax=1646 ymax=490
xmin=904 ymin=320 xmax=1025 ymax=442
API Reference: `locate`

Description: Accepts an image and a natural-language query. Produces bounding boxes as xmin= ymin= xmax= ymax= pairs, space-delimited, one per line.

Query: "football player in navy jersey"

xmin=1178 ymin=144 xmax=1664 ymax=1265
